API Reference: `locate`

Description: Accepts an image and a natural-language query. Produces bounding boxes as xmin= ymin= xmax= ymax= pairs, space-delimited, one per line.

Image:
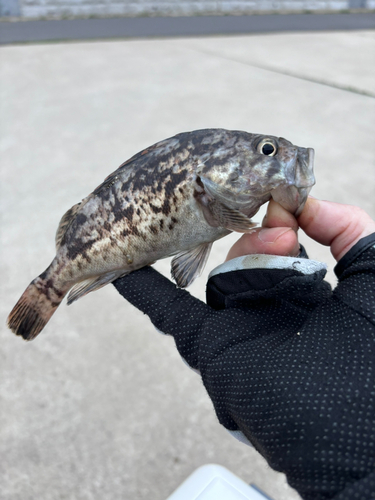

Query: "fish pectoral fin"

xmin=171 ymin=242 xmax=213 ymax=288
xmin=67 ymin=270 xmax=129 ymax=305
xmin=208 ymin=199 xmax=257 ymax=233
xmin=199 ymin=175 xmax=252 ymax=207
xmin=196 ymin=175 xmax=257 ymax=233
xmin=55 ymin=201 xmax=82 ymax=250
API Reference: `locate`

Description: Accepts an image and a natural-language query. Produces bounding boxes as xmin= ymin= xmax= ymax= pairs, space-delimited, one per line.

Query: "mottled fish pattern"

xmin=7 ymin=129 xmax=315 ymax=340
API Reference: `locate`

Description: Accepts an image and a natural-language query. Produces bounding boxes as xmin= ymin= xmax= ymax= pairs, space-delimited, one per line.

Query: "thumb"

xmin=298 ymin=197 xmax=375 ymax=261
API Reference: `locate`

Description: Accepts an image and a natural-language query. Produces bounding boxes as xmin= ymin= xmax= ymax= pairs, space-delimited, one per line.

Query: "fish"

xmin=7 ymin=128 xmax=315 ymax=341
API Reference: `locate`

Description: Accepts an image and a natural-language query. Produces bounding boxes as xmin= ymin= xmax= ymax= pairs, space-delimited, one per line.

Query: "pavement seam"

xmin=176 ymin=44 xmax=375 ymax=99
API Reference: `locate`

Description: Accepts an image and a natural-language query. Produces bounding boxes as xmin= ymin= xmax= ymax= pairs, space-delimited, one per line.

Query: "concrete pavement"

xmin=1 ymin=28 xmax=375 ymax=500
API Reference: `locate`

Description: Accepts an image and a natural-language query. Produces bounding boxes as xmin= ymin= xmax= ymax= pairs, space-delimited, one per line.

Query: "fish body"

xmin=7 ymin=129 xmax=315 ymax=340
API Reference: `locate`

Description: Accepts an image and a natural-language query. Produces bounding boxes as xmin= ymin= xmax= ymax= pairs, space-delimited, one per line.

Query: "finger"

xmin=262 ymin=199 xmax=299 ymax=232
xmin=298 ymin=197 xmax=375 ymax=261
xmin=225 ymin=226 xmax=300 ymax=262
xmin=226 ymin=200 xmax=301 ymax=261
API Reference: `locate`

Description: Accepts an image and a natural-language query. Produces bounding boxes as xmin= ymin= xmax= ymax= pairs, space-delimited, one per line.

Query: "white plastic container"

xmin=166 ymin=463 xmax=273 ymax=500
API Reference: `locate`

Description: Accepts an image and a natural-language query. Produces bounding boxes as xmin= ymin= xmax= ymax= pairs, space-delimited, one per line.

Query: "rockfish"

xmin=7 ymin=129 xmax=315 ymax=340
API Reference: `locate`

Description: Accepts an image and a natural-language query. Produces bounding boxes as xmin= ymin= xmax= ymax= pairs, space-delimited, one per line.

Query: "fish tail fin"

xmin=7 ymin=269 xmax=67 ymax=341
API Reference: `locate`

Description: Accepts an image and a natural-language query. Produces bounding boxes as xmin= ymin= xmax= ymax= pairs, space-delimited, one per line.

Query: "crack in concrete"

xmin=244 ymin=62 xmax=375 ymax=98
xmin=180 ymin=45 xmax=375 ymax=99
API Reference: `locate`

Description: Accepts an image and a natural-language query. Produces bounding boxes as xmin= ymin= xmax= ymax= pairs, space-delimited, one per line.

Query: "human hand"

xmin=113 ymin=201 xmax=375 ymax=499
xmin=226 ymin=197 xmax=375 ymax=262
xmin=225 ymin=198 xmax=300 ymax=261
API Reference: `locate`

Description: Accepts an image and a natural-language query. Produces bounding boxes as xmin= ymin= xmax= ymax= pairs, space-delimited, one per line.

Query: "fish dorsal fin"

xmin=171 ymin=242 xmax=213 ymax=288
xmin=55 ymin=202 xmax=82 ymax=250
xmin=67 ymin=270 xmax=129 ymax=305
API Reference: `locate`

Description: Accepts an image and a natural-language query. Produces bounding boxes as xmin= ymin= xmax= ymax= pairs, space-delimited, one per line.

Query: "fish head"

xmin=198 ymin=132 xmax=315 ymax=218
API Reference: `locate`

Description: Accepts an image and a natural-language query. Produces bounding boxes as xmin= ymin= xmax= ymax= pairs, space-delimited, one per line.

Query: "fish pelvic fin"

xmin=171 ymin=242 xmax=213 ymax=288
xmin=67 ymin=270 xmax=129 ymax=305
xmin=7 ymin=269 xmax=67 ymax=341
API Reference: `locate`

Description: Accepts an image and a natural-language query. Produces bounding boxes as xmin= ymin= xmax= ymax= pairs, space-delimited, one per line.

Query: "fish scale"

xmin=7 ymin=128 xmax=315 ymax=340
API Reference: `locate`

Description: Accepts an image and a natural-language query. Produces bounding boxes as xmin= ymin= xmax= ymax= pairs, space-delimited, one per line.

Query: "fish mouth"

xmin=271 ymin=147 xmax=315 ymax=216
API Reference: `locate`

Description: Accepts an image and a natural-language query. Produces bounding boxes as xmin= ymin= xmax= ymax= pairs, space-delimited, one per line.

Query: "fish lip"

xmin=295 ymin=147 xmax=315 ymax=189
xmin=270 ymin=146 xmax=315 ymax=216
xmin=293 ymin=147 xmax=315 ymax=216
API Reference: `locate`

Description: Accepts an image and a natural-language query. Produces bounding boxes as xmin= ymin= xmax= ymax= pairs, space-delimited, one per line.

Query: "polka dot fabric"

xmin=113 ymin=234 xmax=375 ymax=500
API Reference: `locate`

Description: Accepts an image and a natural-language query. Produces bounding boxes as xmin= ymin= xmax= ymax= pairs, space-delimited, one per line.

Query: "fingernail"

xmin=258 ymin=227 xmax=291 ymax=243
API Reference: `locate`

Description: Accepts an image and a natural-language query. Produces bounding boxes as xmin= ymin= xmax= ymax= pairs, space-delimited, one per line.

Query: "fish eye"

xmin=262 ymin=143 xmax=276 ymax=156
xmin=257 ymin=140 xmax=277 ymax=157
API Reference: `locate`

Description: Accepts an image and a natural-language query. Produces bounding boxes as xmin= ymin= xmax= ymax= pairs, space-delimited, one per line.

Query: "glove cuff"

xmin=208 ymin=253 xmax=327 ymax=281
xmin=206 ymin=252 xmax=330 ymax=312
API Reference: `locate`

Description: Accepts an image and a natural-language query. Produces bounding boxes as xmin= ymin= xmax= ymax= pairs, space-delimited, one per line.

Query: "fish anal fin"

xmin=67 ymin=270 xmax=129 ymax=305
xmin=55 ymin=202 xmax=82 ymax=249
xmin=171 ymin=242 xmax=213 ymax=288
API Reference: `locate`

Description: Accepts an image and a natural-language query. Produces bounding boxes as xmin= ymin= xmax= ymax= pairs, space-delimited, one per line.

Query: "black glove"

xmin=113 ymin=234 xmax=375 ymax=500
